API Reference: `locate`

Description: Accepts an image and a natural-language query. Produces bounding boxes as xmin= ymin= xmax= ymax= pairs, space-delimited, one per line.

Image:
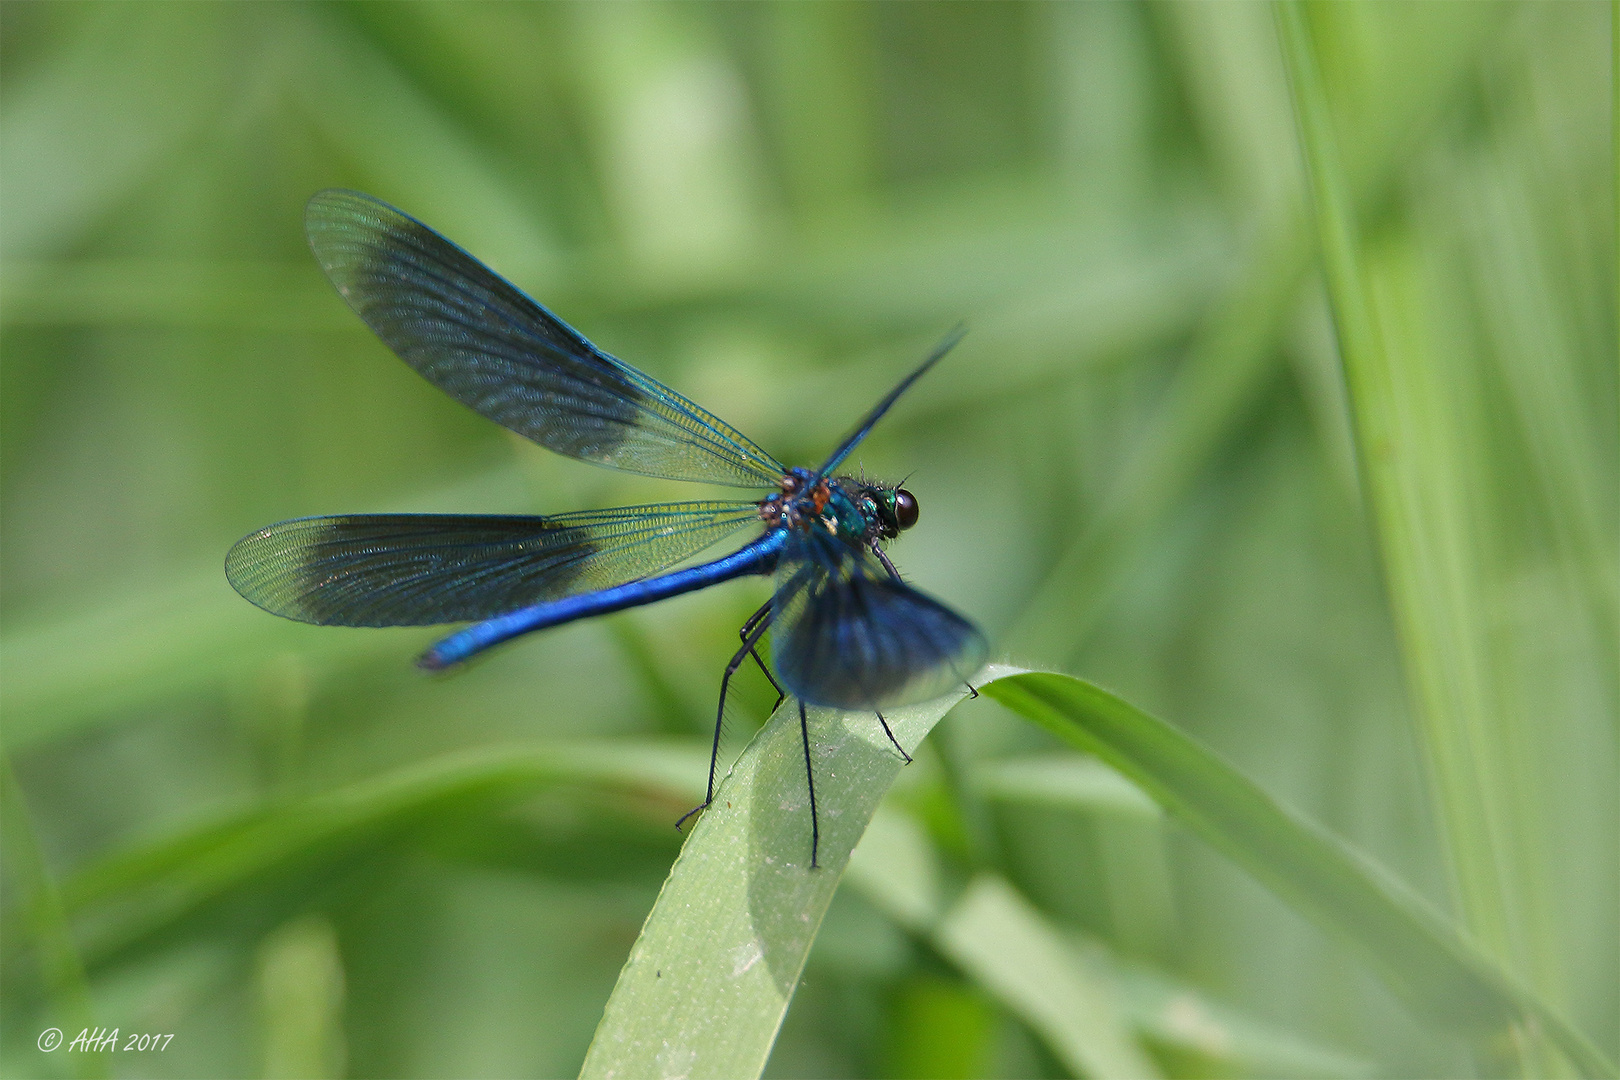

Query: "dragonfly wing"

xmin=226 ymin=502 xmax=762 ymax=626
xmin=770 ymin=533 xmax=988 ymax=709
xmin=306 ymin=190 xmax=785 ymax=488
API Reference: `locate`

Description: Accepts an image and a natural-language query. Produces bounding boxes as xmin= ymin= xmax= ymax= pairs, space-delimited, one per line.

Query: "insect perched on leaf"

xmin=226 ymin=190 xmax=988 ymax=867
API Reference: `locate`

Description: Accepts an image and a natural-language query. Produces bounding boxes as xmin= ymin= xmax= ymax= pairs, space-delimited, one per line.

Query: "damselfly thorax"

xmin=758 ymin=467 xmax=920 ymax=551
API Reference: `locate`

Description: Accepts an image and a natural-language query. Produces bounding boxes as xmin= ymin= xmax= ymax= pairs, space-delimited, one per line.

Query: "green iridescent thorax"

xmin=821 ymin=483 xmax=872 ymax=545
xmin=823 ymin=477 xmax=914 ymax=545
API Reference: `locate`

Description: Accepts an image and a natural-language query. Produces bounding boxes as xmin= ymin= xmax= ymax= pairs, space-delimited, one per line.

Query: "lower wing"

xmin=770 ymin=533 xmax=987 ymax=709
xmin=225 ymin=501 xmax=761 ymax=626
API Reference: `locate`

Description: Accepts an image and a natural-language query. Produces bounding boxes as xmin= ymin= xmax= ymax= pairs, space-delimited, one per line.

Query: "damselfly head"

xmin=841 ymin=481 xmax=919 ymax=540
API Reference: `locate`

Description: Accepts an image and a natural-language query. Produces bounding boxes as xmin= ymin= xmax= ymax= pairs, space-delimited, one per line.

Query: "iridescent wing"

xmin=770 ymin=532 xmax=988 ymax=709
xmin=305 ymin=190 xmax=785 ymax=488
xmin=226 ymin=502 xmax=762 ymax=626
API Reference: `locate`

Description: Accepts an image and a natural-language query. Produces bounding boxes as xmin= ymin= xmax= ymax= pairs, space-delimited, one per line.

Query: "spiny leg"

xmin=874 ymin=711 xmax=912 ymax=764
xmin=739 ymin=596 xmax=773 ymax=639
xmin=751 ymin=646 xmax=785 ymax=712
xmin=799 ymin=699 xmax=820 ymax=869
xmin=676 ymin=604 xmax=775 ymax=833
xmin=738 ymin=599 xmax=786 ymax=713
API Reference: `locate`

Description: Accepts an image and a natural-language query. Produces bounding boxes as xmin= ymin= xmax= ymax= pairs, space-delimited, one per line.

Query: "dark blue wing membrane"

xmin=770 ymin=532 xmax=988 ymax=709
xmin=305 ymin=190 xmax=785 ymax=488
xmin=225 ymin=502 xmax=761 ymax=626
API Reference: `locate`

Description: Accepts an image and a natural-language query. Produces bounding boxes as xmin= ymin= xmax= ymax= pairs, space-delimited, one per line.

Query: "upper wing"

xmin=306 ymin=190 xmax=785 ymax=488
xmin=815 ymin=325 xmax=965 ymax=478
xmin=770 ymin=532 xmax=988 ymax=709
xmin=225 ymin=502 xmax=762 ymax=626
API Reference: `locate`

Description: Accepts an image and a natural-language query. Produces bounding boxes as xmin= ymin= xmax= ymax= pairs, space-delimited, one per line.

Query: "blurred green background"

xmin=1 ymin=2 xmax=1613 ymax=1078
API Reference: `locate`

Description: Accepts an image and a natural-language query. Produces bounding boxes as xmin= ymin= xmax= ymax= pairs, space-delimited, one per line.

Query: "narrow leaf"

xmin=1108 ymin=953 xmax=1372 ymax=1079
xmin=974 ymin=753 xmax=1161 ymax=819
xmin=847 ymin=804 xmax=1366 ymax=1079
xmin=51 ymin=741 xmax=707 ymax=973
xmin=935 ymin=875 xmax=1162 ymax=1080
xmin=578 ymin=688 xmax=971 ymax=1080
xmin=982 ymin=668 xmax=1616 ymax=1079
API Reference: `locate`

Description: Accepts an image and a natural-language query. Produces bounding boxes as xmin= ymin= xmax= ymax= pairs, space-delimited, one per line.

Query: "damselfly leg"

xmin=874 ymin=711 xmax=912 ymax=764
xmin=799 ymin=699 xmax=820 ymax=868
xmin=676 ymin=599 xmax=777 ymax=833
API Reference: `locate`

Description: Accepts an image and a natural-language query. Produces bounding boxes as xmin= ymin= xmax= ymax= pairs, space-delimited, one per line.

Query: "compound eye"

xmin=893 ymin=488 xmax=919 ymax=530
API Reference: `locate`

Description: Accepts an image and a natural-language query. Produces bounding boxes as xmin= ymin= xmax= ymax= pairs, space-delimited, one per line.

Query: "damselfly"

xmin=226 ymin=190 xmax=988 ymax=866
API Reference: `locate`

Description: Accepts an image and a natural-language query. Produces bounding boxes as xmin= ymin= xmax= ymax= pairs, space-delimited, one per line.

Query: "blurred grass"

xmin=1279 ymin=4 xmax=1615 ymax=1074
xmin=1 ymin=3 xmax=1613 ymax=1078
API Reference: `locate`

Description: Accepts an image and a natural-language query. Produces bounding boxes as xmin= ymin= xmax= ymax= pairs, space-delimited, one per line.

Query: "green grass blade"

xmin=1276 ymin=5 xmax=1613 ymax=1073
xmin=0 ymin=756 xmax=105 ymax=1080
xmin=974 ymin=752 xmax=1162 ymax=819
xmin=1108 ymin=954 xmax=1373 ymax=1079
xmin=1011 ymin=0 xmax=1500 ymax=669
xmin=844 ymin=802 xmax=945 ymax=932
xmin=577 ymin=687 xmax=973 ymax=1080
xmin=0 ymin=571 xmax=390 ymax=752
xmin=850 ymin=808 xmax=1160 ymax=1077
xmin=1005 ymin=218 xmax=1303 ymax=664
xmin=45 ymin=741 xmax=706 ymax=975
xmin=981 ymin=668 xmax=1617 ymax=1079
xmin=935 ymin=875 xmax=1162 ymax=1080
xmin=847 ymin=804 xmax=1368 ymax=1079
xmin=256 ymin=915 xmax=347 ymax=1080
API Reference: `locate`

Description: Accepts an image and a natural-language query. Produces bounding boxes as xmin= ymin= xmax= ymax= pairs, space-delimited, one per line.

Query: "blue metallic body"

xmin=422 ymin=531 xmax=786 ymax=667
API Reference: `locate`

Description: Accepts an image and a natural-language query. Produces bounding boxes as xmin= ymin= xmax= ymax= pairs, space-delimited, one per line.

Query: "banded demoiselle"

xmin=226 ymin=190 xmax=988 ymax=866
